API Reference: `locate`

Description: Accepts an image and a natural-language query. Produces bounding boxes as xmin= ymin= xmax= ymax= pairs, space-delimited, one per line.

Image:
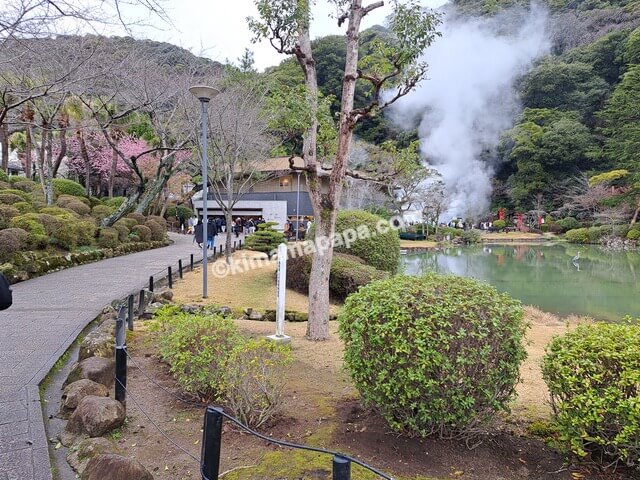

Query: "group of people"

xmin=284 ymin=217 xmax=312 ymax=241
xmin=191 ymin=216 xmax=265 ymax=249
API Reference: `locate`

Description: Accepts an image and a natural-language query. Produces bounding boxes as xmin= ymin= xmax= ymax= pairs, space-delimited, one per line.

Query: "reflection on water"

xmin=402 ymin=244 xmax=640 ymax=321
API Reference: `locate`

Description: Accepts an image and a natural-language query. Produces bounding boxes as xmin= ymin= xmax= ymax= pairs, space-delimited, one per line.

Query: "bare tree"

xmin=203 ymin=80 xmax=275 ymax=263
xmin=250 ymin=0 xmax=440 ymax=340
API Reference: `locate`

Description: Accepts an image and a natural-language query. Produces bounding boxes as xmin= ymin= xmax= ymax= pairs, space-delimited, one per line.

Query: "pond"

xmin=401 ymin=243 xmax=640 ymax=321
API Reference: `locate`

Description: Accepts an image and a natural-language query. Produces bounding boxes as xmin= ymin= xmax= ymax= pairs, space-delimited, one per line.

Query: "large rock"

xmin=64 ymin=357 xmax=115 ymax=389
xmin=67 ymin=437 xmax=120 ymax=474
xmin=61 ymin=396 xmax=125 ymax=446
xmin=60 ymin=380 xmax=109 ymax=418
xmin=81 ymin=454 xmax=153 ymax=480
xmin=79 ymin=330 xmax=114 ymax=361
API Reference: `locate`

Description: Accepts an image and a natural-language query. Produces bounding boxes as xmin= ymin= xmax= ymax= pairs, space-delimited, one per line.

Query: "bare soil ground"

xmin=109 ymin=257 xmax=635 ymax=480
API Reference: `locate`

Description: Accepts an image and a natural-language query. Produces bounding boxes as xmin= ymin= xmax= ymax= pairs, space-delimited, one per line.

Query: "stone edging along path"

xmin=0 ymin=233 xmax=212 ymax=480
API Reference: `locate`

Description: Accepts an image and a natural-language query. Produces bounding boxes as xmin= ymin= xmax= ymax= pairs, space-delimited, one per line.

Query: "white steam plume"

xmin=387 ymin=4 xmax=550 ymax=220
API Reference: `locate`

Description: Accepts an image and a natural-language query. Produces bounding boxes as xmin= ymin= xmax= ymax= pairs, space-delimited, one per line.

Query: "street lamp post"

xmin=295 ymin=171 xmax=301 ymax=241
xmin=189 ymin=85 xmax=220 ymax=298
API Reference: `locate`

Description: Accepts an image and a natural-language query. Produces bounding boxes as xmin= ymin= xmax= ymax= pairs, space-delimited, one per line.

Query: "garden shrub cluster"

xmin=556 ymin=217 xmax=581 ymax=232
xmin=153 ymin=308 xmax=291 ymax=427
xmin=542 ymin=322 xmax=640 ymax=467
xmin=492 ymin=219 xmax=507 ymax=230
xmin=0 ymin=174 xmax=168 ymax=280
xmin=564 ymin=225 xmax=629 ymax=244
xmin=286 ymin=252 xmax=389 ymax=301
xmin=338 ymin=273 xmax=527 ymax=438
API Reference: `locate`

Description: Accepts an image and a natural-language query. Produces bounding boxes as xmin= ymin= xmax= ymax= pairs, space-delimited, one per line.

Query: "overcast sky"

xmin=113 ymin=0 xmax=447 ymax=71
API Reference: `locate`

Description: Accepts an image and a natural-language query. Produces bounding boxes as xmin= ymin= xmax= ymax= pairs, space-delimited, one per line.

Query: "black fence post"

xmin=233 ymin=241 xmax=237 ymax=250
xmin=168 ymin=266 xmax=173 ymax=289
xmin=219 ymin=245 xmax=222 ymax=255
xmin=239 ymin=239 xmax=242 ymax=249
xmin=137 ymin=289 xmax=145 ymax=316
xmin=127 ymin=295 xmax=134 ymax=331
xmin=201 ymin=407 xmax=223 ymax=480
xmin=332 ymin=456 xmax=351 ymax=480
xmin=115 ymin=306 xmax=127 ymax=404
xmin=178 ymin=259 xmax=183 ymax=279
xmin=190 ymin=254 xmax=194 ymax=272
xmin=149 ymin=276 xmax=154 ymax=292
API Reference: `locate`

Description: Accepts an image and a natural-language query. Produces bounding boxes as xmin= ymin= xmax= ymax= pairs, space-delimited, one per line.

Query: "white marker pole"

xmin=268 ymin=243 xmax=291 ymax=344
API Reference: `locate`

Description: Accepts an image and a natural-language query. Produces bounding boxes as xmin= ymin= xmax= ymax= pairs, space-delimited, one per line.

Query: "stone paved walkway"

xmin=0 ymin=233 xmax=236 ymax=480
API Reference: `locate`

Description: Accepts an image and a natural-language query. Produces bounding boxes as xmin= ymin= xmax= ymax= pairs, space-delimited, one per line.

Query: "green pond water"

xmin=401 ymin=243 xmax=639 ymax=321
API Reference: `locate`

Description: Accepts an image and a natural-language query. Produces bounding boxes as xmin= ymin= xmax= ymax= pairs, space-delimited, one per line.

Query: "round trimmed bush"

xmin=10 ymin=213 xmax=48 ymax=248
xmin=492 ymin=219 xmax=506 ymax=230
xmin=557 ymin=217 xmax=581 ymax=233
xmin=75 ymin=220 xmax=97 ymax=246
xmin=118 ymin=218 xmax=138 ymax=231
xmin=126 ymin=212 xmax=146 ymax=225
xmin=565 ymin=227 xmax=590 ymax=244
xmin=0 ymin=204 xmax=20 ymax=229
xmin=0 ymin=170 xmax=8 ymax=182
xmin=91 ymin=205 xmax=115 ymax=222
xmin=39 ymin=207 xmax=78 ymax=219
xmin=112 ymin=219 xmax=131 ymax=243
xmin=542 ymin=323 xmax=640 ymax=466
xmin=13 ymin=201 xmax=34 ymax=214
xmin=104 ymin=197 xmax=126 ymax=208
xmin=627 ymin=229 xmax=640 ymax=240
xmin=97 ymin=227 xmax=119 ymax=249
xmin=88 ymin=196 xmax=103 ymax=208
xmin=11 ymin=180 xmax=39 ymax=193
xmin=144 ymin=219 xmax=165 ymax=241
xmin=331 ymin=210 xmax=400 ymax=273
xmin=131 ymin=224 xmax=151 ymax=242
xmin=0 ymin=188 xmax=31 ymax=202
xmin=0 ymin=228 xmax=29 ymax=261
xmin=147 ymin=215 xmax=167 ymax=228
xmin=52 ymin=178 xmax=85 ymax=197
xmin=0 ymin=193 xmax=26 ymax=205
xmin=338 ymin=273 xmax=527 ymax=438
xmin=56 ymin=195 xmax=91 ymax=216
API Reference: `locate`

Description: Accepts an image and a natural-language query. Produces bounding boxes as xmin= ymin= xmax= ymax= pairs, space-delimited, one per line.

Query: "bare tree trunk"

xmin=101 ymin=191 xmax=141 ymax=227
xmin=25 ymin=125 xmax=33 ymax=179
xmin=108 ymin=147 xmax=117 ymax=198
xmin=52 ymin=122 xmax=67 ymax=177
xmin=225 ymin=209 xmax=233 ymax=264
xmin=631 ymin=202 xmax=640 ymax=226
xmin=78 ymin=132 xmax=91 ymax=196
xmin=0 ymin=122 xmax=9 ymax=173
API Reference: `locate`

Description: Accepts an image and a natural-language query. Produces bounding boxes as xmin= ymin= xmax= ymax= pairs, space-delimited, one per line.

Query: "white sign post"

xmin=267 ymin=243 xmax=291 ymax=344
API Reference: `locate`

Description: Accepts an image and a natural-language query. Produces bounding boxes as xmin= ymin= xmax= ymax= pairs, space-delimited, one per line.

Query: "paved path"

xmin=0 ymin=233 xmax=239 ymax=480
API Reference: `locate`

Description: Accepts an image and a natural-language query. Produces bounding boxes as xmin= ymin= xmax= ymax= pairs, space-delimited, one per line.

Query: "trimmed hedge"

xmin=0 ymin=204 xmax=20 ymax=229
xmin=9 ymin=213 xmax=48 ymax=248
xmin=338 ymin=273 xmax=527 ymax=438
xmin=52 ymin=178 xmax=85 ymax=197
xmin=331 ymin=210 xmax=400 ymax=273
xmin=0 ymin=193 xmax=26 ymax=205
xmin=11 ymin=180 xmax=39 ymax=193
xmin=97 ymin=227 xmax=119 ymax=249
xmin=542 ymin=323 xmax=640 ymax=466
xmin=104 ymin=196 xmax=126 ymax=208
xmin=0 ymin=170 xmax=8 ymax=182
xmin=565 ymin=228 xmax=590 ymax=244
xmin=91 ymin=205 xmax=115 ymax=222
xmin=144 ymin=219 xmax=166 ymax=241
xmin=556 ymin=217 xmax=581 ymax=233
xmin=126 ymin=212 xmax=146 ymax=225
xmin=132 ymin=224 xmax=152 ymax=242
xmin=287 ymin=252 xmax=389 ymax=301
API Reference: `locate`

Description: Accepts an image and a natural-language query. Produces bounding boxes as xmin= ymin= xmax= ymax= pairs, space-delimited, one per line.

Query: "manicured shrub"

xmin=556 ymin=217 xmax=581 ymax=232
xmin=542 ymin=323 xmax=640 ymax=466
xmin=10 ymin=213 xmax=48 ymax=248
xmin=0 ymin=228 xmax=28 ymax=261
xmin=91 ymin=205 xmax=115 ymax=223
xmin=224 ymin=339 xmax=292 ymax=428
xmin=338 ymin=273 xmax=527 ymax=438
xmin=331 ymin=210 xmax=400 ymax=273
xmin=97 ymin=227 xmax=119 ymax=249
xmin=112 ymin=220 xmax=131 ymax=243
xmin=0 ymin=204 xmax=20 ymax=229
xmin=627 ymin=229 xmax=640 ymax=240
xmin=244 ymin=222 xmax=285 ymax=257
xmin=118 ymin=218 xmax=138 ymax=230
xmin=0 ymin=188 xmax=31 ymax=202
xmin=287 ymin=252 xmax=389 ymax=301
xmin=154 ymin=311 xmax=241 ymax=402
xmin=437 ymin=226 xmax=464 ymax=238
xmin=88 ymin=196 xmax=103 ymax=208
xmin=131 ymin=224 xmax=151 ymax=242
xmin=165 ymin=205 xmax=193 ymax=221
xmin=11 ymin=180 xmax=39 ymax=193
xmin=492 ymin=219 xmax=506 ymax=230
xmin=52 ymin=178 xmax=85 ymax=197
xmin=0 ymin=193 xmax=26 ymax=205
xmin=461 ymin=229 xmax=482 ymax=244
xmin=104 ymin=197 xmax=126 ymax=208
xmin=144 ymin=219 xmax=165 ymax=241
xmin=75 ymin=220 xmax=97 ymax=246
xmin=126 ymin=212 xmax=146 ymax=225
xmin=13 ymin=201 xmax=34 ymax=214
xmin=0 ymin=181 xmax=10 ymax=190
xmin=565 ymin=228 xmax=590 ymax=244
xmin=39 ymin=206 xmax=78 ymax=218
xmin=548 ymin=222 xmax=563 ymax=234
xmin=0 ymin=170 xmax=8 ymax=182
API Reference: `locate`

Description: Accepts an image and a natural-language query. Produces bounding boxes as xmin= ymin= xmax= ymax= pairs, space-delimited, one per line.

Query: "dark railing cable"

xmin=114 ymin=378 xmax=201 ymax=464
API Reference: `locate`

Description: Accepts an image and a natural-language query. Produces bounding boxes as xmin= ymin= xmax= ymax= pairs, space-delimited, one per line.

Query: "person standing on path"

xmin=0 ymin=272 xmax=12 ymax=310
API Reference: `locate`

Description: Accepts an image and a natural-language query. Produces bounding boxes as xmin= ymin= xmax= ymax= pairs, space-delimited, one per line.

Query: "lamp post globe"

xmin=189 ymin=85 xmax=219 ymax=298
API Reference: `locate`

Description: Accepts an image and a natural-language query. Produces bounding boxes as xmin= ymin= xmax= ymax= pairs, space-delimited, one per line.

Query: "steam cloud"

xmin=387 ymin=4 xmax=550 ymax=219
